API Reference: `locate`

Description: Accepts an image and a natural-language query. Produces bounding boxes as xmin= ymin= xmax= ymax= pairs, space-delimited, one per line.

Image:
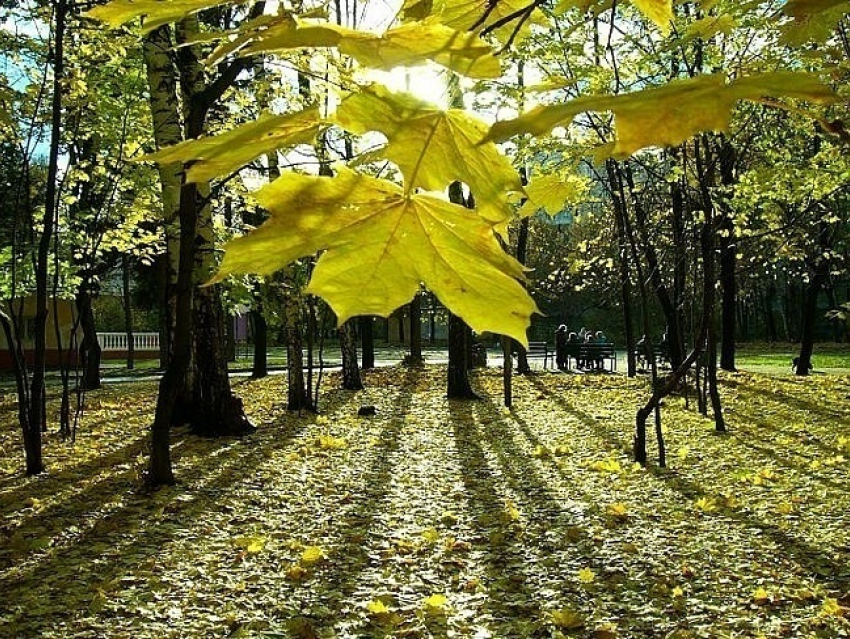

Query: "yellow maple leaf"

xmin=421 ymin=527 xmax=441 ymax=544
xmin=590 ymin=458 xmax=622 ymax=473
xmin=694 ymin=497 xmax=717 ymax=513
xmin=518 ymin=172 xmax=590 ymax=218
xmin=85 ymin=0 xmax=245 ymax=33
xmin=752 ymin=586 xmax=771 ymax=605
xmin=300 ymin=545 xmax=325 ymax=565
xmin=233 ymin=535 xmax=267 ymax=554
xmin=212 ymin=168 xmax=536 ymax=346
xmin=366 ymin=599 xmax=390 ymax=615
xmin=551 ymin=607 xmax=585 ymax=629
xmin=340 ymin=20 xmax=501 ymax=79
xmin=577 ymin=568 xmax=596 ymax=584
xmin=333 ymin=84 xmax=521 ymax=224
xmin=606 ymin=502 xmax=629 ymax=518
xmin=141 ymin=108 xmax=322 ymax=184
xmin=485 ymin=72 xmax=836 ymax=158
xmin=631 ymin=0 xmax=673 ymax=34
xmin=671 ymin=586 xmax=684 ymax=598
xmin=423 ymin=593 xmax=449 ymax=611
xmin=820 ymin=597 xmax=846 ymax=617
xmin=403 ymin=0 xmax=546 ymax=44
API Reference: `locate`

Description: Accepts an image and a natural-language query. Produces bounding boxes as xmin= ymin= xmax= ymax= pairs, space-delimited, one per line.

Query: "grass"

xmin=1 ymin=363 xmax=849 ymax=638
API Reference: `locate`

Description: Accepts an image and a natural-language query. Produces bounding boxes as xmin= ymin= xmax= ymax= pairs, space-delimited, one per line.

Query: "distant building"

xmin=0 ymin=297 xmax=81 ymax=370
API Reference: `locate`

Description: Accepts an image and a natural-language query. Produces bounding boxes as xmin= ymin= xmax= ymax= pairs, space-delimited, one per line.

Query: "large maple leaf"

xmin=333 ymin=84 xmax=521 ymax=225
xmin=484 ymin=72 xmax=836 ymax=157
xmin=85 ymin=0 xmax=250 ymax=33
xmin=211 ymin=168 xmax=537 ymax=345
xmin=141 ymin=107 xmax=323 ymax=184
xmin=239 ymin=19 xmax=501 ymax=79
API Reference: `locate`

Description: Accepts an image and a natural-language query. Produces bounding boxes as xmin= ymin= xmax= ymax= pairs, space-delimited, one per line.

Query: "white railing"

xmin=96 ymin=332 xmax=160 ymax=352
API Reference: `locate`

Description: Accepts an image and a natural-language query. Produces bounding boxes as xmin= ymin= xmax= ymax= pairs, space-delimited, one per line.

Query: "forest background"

xmin=1 ymin=0 xmax=849 ymax=636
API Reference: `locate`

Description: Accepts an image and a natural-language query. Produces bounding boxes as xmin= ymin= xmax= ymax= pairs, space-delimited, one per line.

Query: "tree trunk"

xmin=407 ymin=293 xmax=424 ymax=366
xmin=285 ymin=285 xmax=311 ymax=411
xmin=718 ymin=137 xmax=737 ymax=371
xmin=339 ymin=319 xmax=363 ymax=390
xmin=251 ymin=293 xmax=268 ymax=378
xmin=764 ymin=283 xmax=778 ymax=343
xmin=142 ymin=26 xmax=182 ymax=371
xmin=359 ymin=316 xmax=375 ymax=369
xmin=796 ymin=225 xmax=831 ymax=375
xmin=501 ymin=335 xmax=512 ymax=408
xmin=122 ymin=254 xmax=135 ymax=370
xmin=76 ymin=285 xmax=102 ymax=390
xmin=625 ymin=162 xmax=685 ymax=369
xmin=607 ymin=160 xmax=636 ymax=377
xmin=447 ymin=313 xmax=478 ymax=399
xmin=27 ymin=0 xmax=68 ymax=475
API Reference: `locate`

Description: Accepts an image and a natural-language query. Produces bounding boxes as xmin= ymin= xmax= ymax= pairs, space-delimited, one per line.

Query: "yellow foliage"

xmin=140 ymin=108 xmax=322 ymax=184
xmin=212 ymin=168 xmax=536 ymax=346
xmin=485 ymin=72 xmax=836 ymax=157
xmin=577 ymin=568 xmax=596 ymax=584
xmin=300 ymin=545 xmax=325 ymax=565
xmin=366 ymin=599 xmax=390 ymax=614
xmin=551 ymin=606 xmax=585 ymax=629
xmin=422 ymin=593 xmax=449 ymax=611
xmin=333 ymin=84 xmax=521 ymax=224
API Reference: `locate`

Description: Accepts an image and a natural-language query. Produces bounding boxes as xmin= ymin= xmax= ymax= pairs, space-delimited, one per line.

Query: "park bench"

xmin=635 ymin=344 xmax=669 ymax=370
xmin=567 ymin=343 xmax=617 ymax=372
xmin=525 ymin=341 xmax=551 ymax=369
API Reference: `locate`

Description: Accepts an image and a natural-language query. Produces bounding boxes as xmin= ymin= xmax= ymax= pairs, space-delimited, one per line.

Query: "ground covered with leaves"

xmin=1 ymin=366 xmax=849 ymax=638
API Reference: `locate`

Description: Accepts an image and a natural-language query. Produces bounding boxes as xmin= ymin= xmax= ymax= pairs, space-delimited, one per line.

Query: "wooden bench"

xmin=525 ymin=341 xmax=551 ymax=369
xmin=567 ymin=343 xmax=617 ymax=371
xmin=635 ymin=344 xmax=669 ymax=370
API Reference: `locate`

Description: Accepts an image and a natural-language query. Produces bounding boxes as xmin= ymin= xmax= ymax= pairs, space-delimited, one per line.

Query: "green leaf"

xmin=485 ymin=72 xmax=836 ymax=157
xmin=212 ymin=169 xmax=536 ymax=345
xmin=333 ymin=84 xmax=521 ymax=224
xmin=141 ymin=107 xmax=322 ymax=183
xmin=782 ymin=0 xmax=850 ymax=19
xmin=85 ymin=0 xmax=250 ymax=33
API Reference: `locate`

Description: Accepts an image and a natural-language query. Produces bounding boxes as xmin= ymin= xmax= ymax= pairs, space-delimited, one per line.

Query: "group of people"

xmin=554 ymin=325 xmax=610 ymax=371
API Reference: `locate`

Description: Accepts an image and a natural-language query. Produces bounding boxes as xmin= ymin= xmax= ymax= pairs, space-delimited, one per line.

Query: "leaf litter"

xmin=0 ymin=367 xmax=849 ymax=638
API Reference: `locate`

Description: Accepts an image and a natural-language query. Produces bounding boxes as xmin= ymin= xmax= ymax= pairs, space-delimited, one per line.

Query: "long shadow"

xmin=447 ymin=397 xmax=589 ymax=636
xmin=285 ymin=367 xmax=419 ymax=635
xmin=0 ymin=404 xmax=318 ymax=635
xmin=647 ymin=464 xmax=850 ymax=591
xmin=723 ymin=376 xmax=848 ymax=426
xmin=524 ymin=377 xmax=850 ymax=593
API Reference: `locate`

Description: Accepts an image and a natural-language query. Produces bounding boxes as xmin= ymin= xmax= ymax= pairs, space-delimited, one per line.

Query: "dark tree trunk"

xmin=251 ymin=298 xmax=268 ymax=378
xmin=191 ymin=284 xmax=255 ymax=436
xmin=224 ymin=312 xmax=236 ymax=362
xmin=607 ymin=160 xmax=636 ymax=377
xmin=447 ymin=314 xmax=479 ymax=399
xmin=339 ymin=319 xmax=363 ymax=390
xmin=122 ymin=254 xmax=135 ymax=370
xmin=408 ymin=293 xmax=423 ymax=365
xmin=501 ymin=335 xmax=512 ymax=408
xmin=76 ymin=285 xmax=102 ymax=390
xmin=1 ymin=310 xmax=30 ymax=437
xmin=359 ymin=316 xmax=375 ymax=369
xmin=285 ymin=292 xmax=311 ymax=411
xmin=513 ymin=215 xmax=532 ymax=374
xmin=796 ymin=226 xmax=831 ymax=375
xmin=626 ymin=163 xmax=685 ymax=368
xmin=717 ymin=137 xmax=737 ymax=371
xmin=26 ymin=0 xmax=68 ymax=475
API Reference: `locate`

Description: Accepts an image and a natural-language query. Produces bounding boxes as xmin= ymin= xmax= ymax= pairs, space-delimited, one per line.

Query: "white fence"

xmin=96 ymin=332 xmax=160 ymax=352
